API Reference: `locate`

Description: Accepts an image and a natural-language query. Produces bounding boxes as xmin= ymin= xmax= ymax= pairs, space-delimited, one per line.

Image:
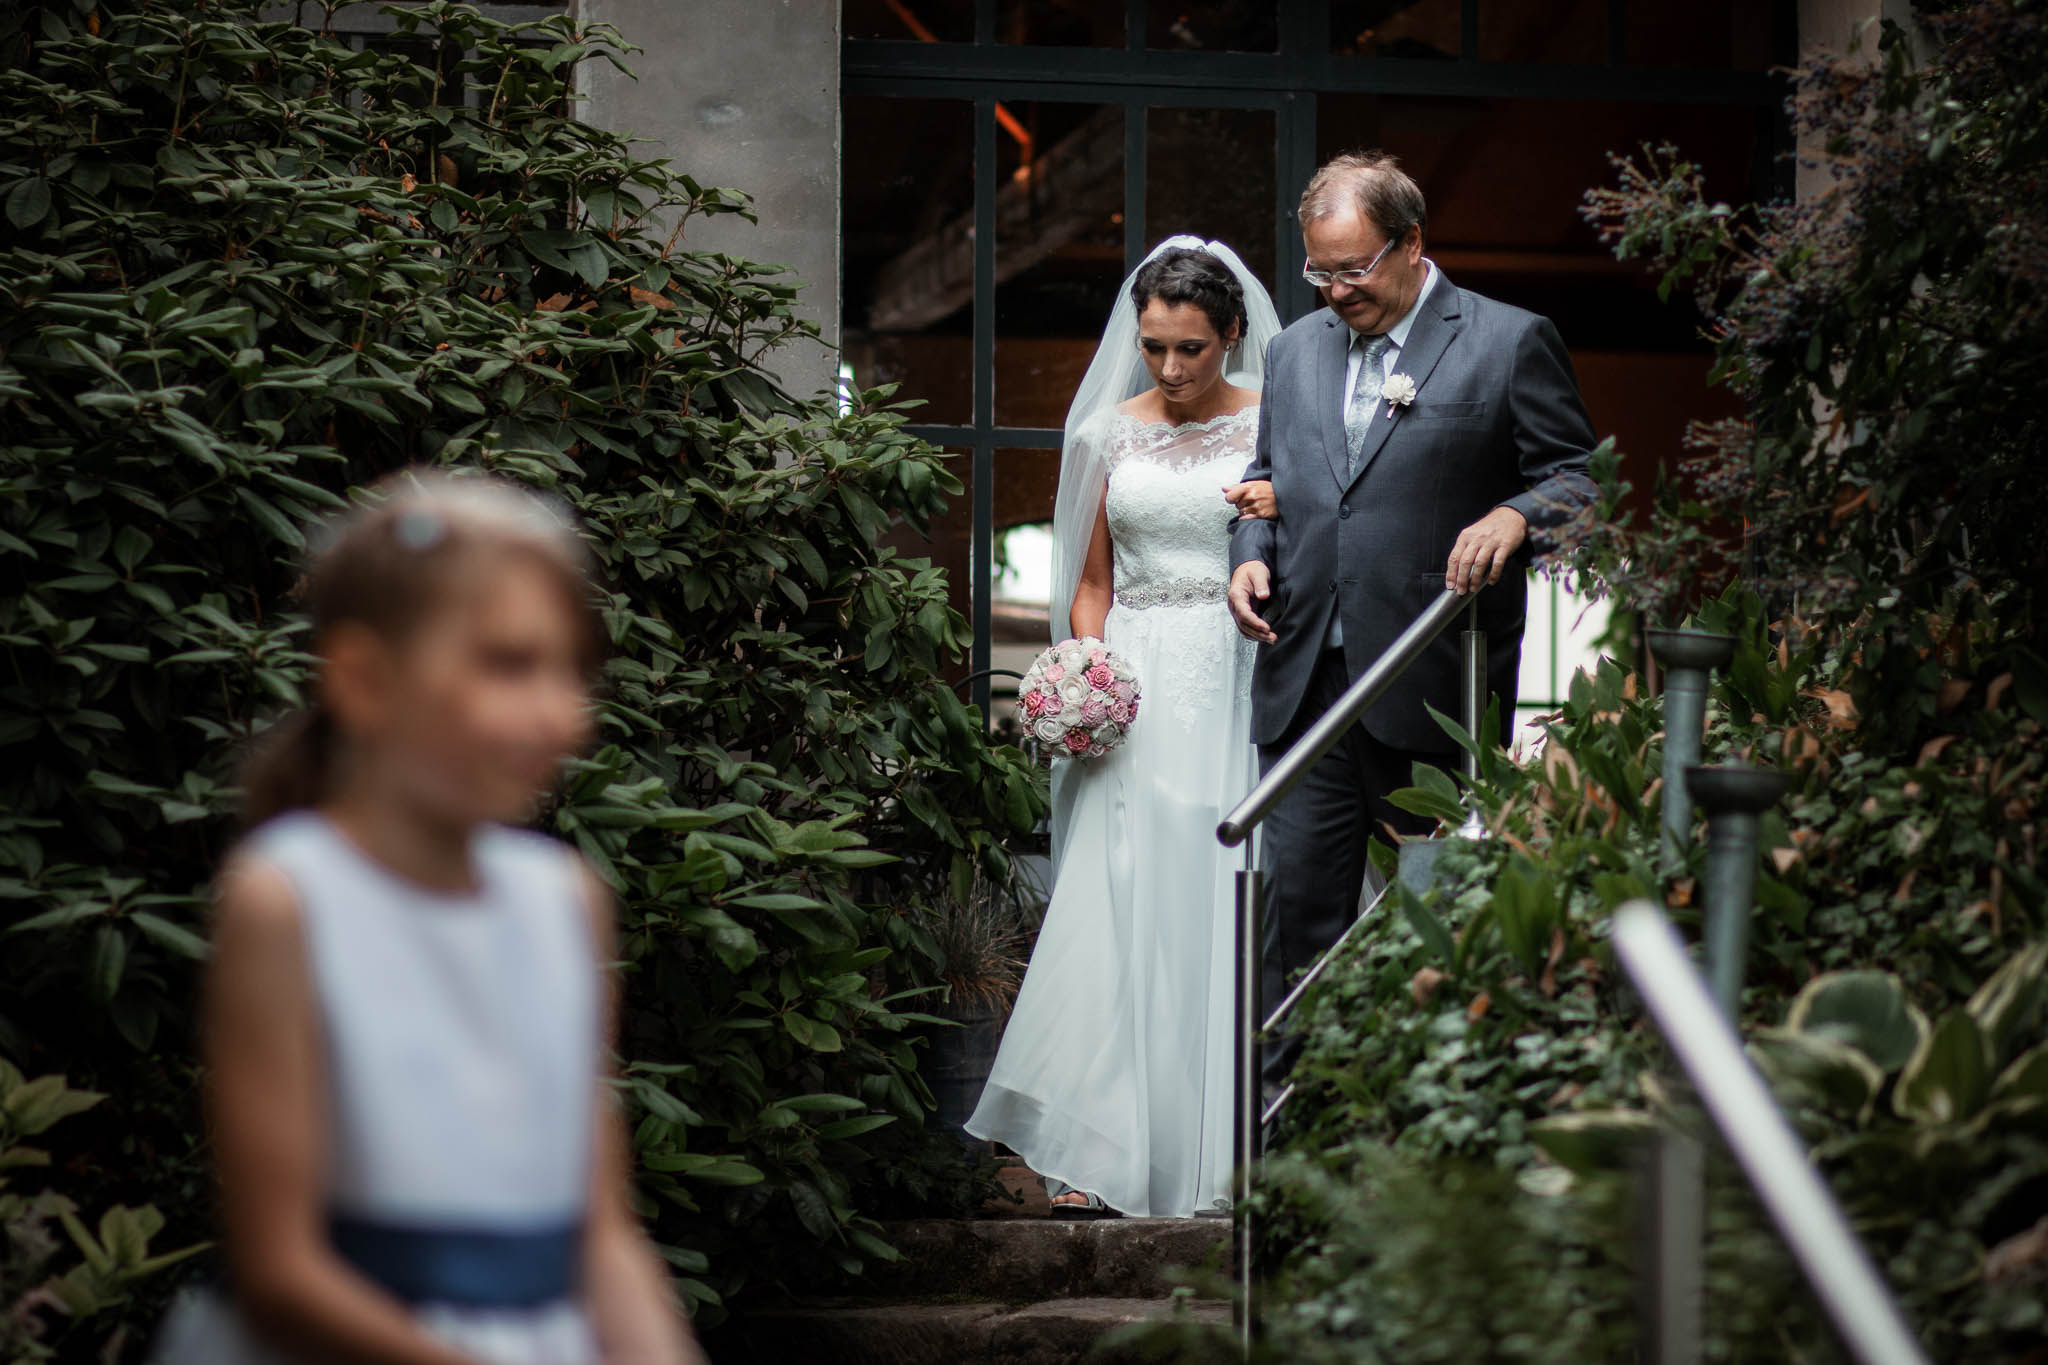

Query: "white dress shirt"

xmin=1341 ymin=259 xmax=1440 ymax=432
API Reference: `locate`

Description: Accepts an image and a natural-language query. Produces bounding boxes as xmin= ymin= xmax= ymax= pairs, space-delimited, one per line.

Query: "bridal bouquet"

xmin=1016 ymin=637 xmax=1140 ymax=761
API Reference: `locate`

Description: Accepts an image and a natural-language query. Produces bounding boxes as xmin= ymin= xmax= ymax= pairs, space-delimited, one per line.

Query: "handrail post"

xmin=1684 ymin=765 xmax=1788 ymax=1019
xmin=1646 ymin=1127 xmax=1704 ymax=1365
xmin=1459 ymin=595 xmax=1483 ymax=783
xmin=1457 ymin=594 xmax=1488 ymax=839
xmin=1643 ymin=764 xmax=1785 ymax=1365
xmin=1233 ymin=838 xmax=1262 ymax=1357
xmin=1645 ymin=629 xmax=1735 ymax=868
xmin=1215 ymin=587 xmax=1474 ymax=1360
xmin=1638 ymin=633 xmax=1731 ymax=1365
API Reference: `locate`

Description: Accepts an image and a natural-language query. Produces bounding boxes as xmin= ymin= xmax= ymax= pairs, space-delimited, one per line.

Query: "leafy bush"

xmin=2 ymin=1058 xmax=203 ymax=1363
xmin=0 ymin=0 xmax=1044 ymax=1332
xmin=1574 ymin=0 xmax=2048 ymax=745
xmin=1132 ymin=589 xmax=2045 ymax=1360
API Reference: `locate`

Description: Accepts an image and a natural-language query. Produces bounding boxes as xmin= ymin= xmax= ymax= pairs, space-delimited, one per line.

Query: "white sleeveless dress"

xmin=967 ymin=408 xmax=1259 ymax=1217
xmin=152 ymin=812 xmax=603 ymax=1364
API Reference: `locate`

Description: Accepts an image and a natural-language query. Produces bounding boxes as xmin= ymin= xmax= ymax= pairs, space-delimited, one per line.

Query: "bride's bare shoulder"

xmin=1116 ymin=390 xmax=1165 ymax=421
xmin=1224 ymin=384 xmax=1261 ymax=413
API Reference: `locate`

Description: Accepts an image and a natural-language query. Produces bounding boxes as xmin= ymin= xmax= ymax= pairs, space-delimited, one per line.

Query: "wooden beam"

xmin=868 ymin=106 xmax=1124 ymax=333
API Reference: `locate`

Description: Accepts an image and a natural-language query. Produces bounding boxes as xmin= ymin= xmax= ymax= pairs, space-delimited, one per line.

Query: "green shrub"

xmin=1574 ymin=1 xmax=2048 ymax=745
xmin=0 ymin=0 xmax=1044 ymax=1330
xmin=1129 ymin=589 xmax=2044 ymax=1359
xmin=1 ymin=1057 xmax=204 ymax=1363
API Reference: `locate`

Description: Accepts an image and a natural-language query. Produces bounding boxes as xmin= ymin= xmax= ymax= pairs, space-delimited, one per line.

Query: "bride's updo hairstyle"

xmin=1129 ymin=247 xmax=1248 ymax=346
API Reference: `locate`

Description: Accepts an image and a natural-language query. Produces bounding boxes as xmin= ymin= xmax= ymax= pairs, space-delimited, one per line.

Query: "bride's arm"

xmin=1067 ymin=491 xmax=1113 ymax=639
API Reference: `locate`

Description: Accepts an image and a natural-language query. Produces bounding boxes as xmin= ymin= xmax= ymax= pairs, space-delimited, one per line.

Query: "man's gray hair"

xmin=1297 ymin=151 xmax=1428 ymax=245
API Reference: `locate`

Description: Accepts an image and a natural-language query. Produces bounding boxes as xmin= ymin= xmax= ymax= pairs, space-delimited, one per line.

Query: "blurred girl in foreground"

xmin=156 ymin=474 xmax=701 ymax=1365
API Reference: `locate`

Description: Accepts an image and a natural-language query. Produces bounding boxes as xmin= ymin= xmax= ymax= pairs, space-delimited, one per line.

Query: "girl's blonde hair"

xmin=239 ymin=472 xmax=604 ymax=828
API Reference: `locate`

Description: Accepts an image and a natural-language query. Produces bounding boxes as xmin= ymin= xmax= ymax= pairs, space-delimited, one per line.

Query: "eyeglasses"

xmin=1301 ymin=235 xmax=1398 ymax=289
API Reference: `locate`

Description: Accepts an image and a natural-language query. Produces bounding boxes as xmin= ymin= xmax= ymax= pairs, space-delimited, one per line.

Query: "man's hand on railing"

xmin=1228 ymin=562 xmax=1277 ymax=644
xmin=1444 ymin=505 xmax=1527 ymax=594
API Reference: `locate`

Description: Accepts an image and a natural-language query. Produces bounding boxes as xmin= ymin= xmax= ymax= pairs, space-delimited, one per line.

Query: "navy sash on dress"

xmin=328 ymin=1213 xmax=583 ymax=1307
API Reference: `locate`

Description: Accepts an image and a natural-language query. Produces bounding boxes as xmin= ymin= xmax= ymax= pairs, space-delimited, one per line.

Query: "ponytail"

xmin=239 ymin=704 xmax=338 ymax=829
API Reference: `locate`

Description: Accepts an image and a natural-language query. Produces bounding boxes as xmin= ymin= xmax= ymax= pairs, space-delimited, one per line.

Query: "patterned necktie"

xmin=1344 ymin=334 xmax=1391 ymax=477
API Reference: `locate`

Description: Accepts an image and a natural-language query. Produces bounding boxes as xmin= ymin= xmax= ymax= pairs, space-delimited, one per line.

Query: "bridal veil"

xmin=1045 ymin=237 xmax=1283 ymax=646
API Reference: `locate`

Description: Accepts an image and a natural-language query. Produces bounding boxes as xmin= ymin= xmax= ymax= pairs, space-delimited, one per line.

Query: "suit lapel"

xmin=1344 ymin=278 xmax=1465 ymax=493
xmin=1313 ymin=315 xmax=1351 ymax=488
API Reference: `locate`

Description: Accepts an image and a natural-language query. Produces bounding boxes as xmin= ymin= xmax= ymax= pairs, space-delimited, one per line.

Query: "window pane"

xmin=1516 ymin=571 xmax=1612 ymax=723
xmin=994 ymin=103 xmax=1125 ymax=429
xmin=1330 ymin=0 xmax=1461 ymax=58
xmin=1314 ymin=92 xmax=1759 ymax=349
xmin=842 ymin=96 xmax=975 ymax=425
xmin=1148 ymin=1 xmax=1277 ymax=52
xmin=1480 ymin=0 xmax=1607 ymax=65
xmin=993 ymin=444 xmax=1059 ymax=620
xmin=844 ymin=0 xmax=973 ymax=42
xmin=992 ymin=447 xmax=1058 ymax=721
xmin=1625 ymin=0 xmax=1776 ymax=70
xmin=1145 ymin=107 xmax=1279 ymax=300
xmin=999 ymin=0 xmax=1123 ymax=46
xmin=1311 ymin=93 xmax=1756 ymax=571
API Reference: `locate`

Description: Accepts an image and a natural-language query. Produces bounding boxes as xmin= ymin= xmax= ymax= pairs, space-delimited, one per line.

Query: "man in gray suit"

xmin=1226 ymin=152 xmax=1597 ymax=1073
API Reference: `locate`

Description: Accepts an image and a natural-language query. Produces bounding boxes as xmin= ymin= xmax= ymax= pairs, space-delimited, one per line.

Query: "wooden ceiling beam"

xmin=868 ymin=106 xmax=1124 ymax=333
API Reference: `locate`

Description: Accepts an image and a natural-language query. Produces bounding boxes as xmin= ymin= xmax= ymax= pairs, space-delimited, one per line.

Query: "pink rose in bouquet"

xmin=1014 ymin=636 xmax=1141 ymax=763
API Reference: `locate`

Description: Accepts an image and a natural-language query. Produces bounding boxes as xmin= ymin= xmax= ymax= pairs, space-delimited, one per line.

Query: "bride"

xmin=966 ymin=238 xmax=1282 ymax=1218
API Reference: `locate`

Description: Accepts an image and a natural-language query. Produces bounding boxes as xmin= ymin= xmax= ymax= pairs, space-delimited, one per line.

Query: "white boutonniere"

xmin=1382 ymin=372 xmax=1418 ymax=419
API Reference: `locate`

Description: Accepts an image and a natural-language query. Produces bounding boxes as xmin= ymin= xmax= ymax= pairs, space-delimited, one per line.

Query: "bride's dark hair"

xmin=1129 ymin=247 xmax=1248 ymax=345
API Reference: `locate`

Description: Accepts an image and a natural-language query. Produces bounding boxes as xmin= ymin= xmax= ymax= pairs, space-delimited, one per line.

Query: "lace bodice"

xmin=1101 ymin=408 xmax=1257 ymax=604
xmin=1090 ymin=407 xmax=1258 ymax=728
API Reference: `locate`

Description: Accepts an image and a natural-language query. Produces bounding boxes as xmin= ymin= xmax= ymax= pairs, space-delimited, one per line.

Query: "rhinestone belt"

xmin=1115 ymin=576 xmax=1229 ymax=610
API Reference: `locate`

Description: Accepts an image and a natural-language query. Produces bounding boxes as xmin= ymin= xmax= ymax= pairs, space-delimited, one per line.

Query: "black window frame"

xmin=850 ymin=0 xmax=1792 ymax=717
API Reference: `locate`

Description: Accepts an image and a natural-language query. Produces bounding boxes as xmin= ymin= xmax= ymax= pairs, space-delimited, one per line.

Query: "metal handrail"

xmin=1612 ymin=904 xmax=1930 ymax=1365
xmin=1257 ymin=880 xmax=1392 ymax=1125
xmin=1262 ymin=882 xmax=1391 ymax=1037
xmin=1220 ymin=587 xmax=1476 ymax=845
xmin=1216 ymin=585 xmax=1485 ymax=1354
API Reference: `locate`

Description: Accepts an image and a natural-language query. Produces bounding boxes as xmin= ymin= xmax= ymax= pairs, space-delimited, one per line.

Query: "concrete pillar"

xmin=1795 ymin=0 xmax=1926 ymax=201
xmin=573 ymin=0 xmax=842 ymax=399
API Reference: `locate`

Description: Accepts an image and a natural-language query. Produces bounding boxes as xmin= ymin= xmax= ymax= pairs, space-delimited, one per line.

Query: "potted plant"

xmin=923 ymin=868 xmax=1039 ymax=1142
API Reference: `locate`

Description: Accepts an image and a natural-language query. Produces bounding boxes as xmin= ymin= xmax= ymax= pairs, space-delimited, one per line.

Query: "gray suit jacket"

xmin=1229 ymin=271 xmax=1598 ymax=752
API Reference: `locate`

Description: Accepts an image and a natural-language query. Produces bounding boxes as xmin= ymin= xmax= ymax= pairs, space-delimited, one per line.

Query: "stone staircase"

xmin=718 ymin=1173 xmax=1233 ymax=1363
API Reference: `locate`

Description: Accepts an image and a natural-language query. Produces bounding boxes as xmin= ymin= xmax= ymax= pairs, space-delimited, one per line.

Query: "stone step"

xmin=864 ymin=1216 xmax=1232 ymax=1302
xmin=721 ymin=1296 xmax=1232 ymax=1365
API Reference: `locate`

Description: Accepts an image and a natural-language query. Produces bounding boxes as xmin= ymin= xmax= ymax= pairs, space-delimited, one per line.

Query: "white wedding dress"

xmin=966 ymin=407 xmax=1258 ymax=1217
